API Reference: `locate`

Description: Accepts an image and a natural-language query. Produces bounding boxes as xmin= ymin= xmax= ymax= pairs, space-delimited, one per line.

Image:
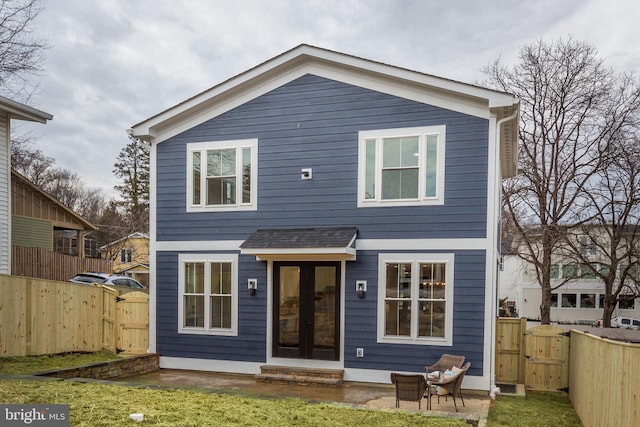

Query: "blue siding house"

xmin=131 ymin=45 xmax=519 ymax=391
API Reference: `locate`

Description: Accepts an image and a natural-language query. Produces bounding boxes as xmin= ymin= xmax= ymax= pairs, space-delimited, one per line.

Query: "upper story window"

xmin=187 ymin=139 xmax=258 ymax=212
xmin=120 ymin=248 xmax=133 ymax=263
xmin=358 ymin=125 xmax=445 ymax=207
xmin=377 ymin=253 xmax=454 ymax=346
xmin=178 ymin=253 xmax=238 ymax=336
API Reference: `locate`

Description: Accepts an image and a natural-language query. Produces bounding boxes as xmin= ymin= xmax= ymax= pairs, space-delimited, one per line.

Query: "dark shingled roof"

xmin=240 ymin=227 xmax=358 ymax=249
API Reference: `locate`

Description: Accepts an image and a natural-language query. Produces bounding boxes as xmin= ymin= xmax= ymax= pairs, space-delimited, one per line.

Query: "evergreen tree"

xmin=113 ymin=135 xmax=150 ymax=232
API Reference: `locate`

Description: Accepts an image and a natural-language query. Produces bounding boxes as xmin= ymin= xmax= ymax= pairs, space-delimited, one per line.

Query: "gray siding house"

xmin=131 ymin=45 xmax=519 ymax=391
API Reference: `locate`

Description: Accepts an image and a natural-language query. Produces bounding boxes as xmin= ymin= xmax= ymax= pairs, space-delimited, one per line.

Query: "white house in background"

xmin=0 ymin=96 xmax=52 ymax=275
xmin=500 ymin=254 xmax=640 ymax=323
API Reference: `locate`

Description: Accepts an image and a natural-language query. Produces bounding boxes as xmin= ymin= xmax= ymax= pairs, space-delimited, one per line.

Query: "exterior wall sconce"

xmin=247 ymin=279 xmax=257 ymax=296
xmin=356 ymin=280 xmax=367 ymax=299
xmin=301 ymin=168 xmax=312 ymax=180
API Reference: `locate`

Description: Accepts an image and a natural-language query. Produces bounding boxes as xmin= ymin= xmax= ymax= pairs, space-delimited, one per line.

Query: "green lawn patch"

xmin=487 ymin=392 xmax=582 ymax=427
xmin=0 ymin=351 xmax=119 ymax=374
xmin=0 ymin=380 xmax=466 ymax=426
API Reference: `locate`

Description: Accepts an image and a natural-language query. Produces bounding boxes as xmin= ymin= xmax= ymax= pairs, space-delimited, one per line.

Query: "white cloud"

xmin=18 ymin=0 xmax=640 ymax=197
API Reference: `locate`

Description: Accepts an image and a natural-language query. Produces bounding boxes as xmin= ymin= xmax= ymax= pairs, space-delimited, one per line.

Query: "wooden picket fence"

xmin=0 ymin=274 xmax=148 ymax=356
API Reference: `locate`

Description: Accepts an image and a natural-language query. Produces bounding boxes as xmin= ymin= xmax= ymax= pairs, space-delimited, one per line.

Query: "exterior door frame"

xmin=266 ymin=259 xmax=345 ymax=368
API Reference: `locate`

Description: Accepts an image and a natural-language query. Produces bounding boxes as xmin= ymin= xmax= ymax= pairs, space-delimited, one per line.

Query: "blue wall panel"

xmin=154 ymin=74 xmax=492 ymax=375
xmin=155 ymin=251 xmax=268 ymax=362
xmin=343 ymin=251 xmax=486 ymax=376
xmin=155 ymin=74 xmax=489 ymax=242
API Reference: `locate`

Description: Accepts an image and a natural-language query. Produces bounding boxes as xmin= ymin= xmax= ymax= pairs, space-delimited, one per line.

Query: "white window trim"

xmin=377 ymin=253 xmax=454 ymax=346
xmin=357 ymin=125 xmax=446 ymax=207
xmin=178 ymin=253 xmax=238 ymax=336
xmin=186 ymin=139 xmax=258 ymax=212
xmin=120 ymin=248 xmax=132 ymax=263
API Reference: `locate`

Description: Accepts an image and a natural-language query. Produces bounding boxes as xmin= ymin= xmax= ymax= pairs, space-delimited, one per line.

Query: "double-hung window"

xmin=377 ymin=253 xmax=454 ymax=346
xmin=187 ymin=139 xmax=258 ymax=212
xmin=120 ymin=248 xmax=132 ymax=263
xmin=358 ymin=126 xmax=445 ymax=207
xmin=178 ymin=254 xmax=238 ymax=336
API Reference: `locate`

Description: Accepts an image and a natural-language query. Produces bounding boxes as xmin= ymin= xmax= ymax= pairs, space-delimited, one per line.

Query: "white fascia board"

xmin=241 ymin=246 xmax=357 ymax=261
xmin=0 ymin=96 xmax=52 ymax=123
xmin=131 ymin=45 xmax=518 ymax=144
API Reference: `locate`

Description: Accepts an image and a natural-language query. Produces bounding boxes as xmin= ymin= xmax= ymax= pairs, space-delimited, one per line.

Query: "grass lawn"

xmin=0 ymin=352 xmax=584 ymax=426
xmin=0 ymin=380 xmax=467 ymax=427
xmin=487 ymin=392 xmax=583 ymax=427
xmin=0 ymin=351 xmax=119 ymax=375
xmin=0 ymin=352 xmax=466 ymax=427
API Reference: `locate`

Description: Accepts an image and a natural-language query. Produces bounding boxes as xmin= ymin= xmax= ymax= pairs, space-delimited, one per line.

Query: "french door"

xmin=272 ymin=261 xmax=340 ymax=360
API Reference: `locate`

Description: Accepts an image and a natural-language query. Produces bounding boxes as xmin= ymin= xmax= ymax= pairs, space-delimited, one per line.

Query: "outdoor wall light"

xmin=356 ymin=280 xmax=367 ymax=299
xmin=247 ymin=279 xmax=257 ymax=296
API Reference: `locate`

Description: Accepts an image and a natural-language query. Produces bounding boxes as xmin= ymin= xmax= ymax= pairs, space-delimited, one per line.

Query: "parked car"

xmin=596 ymin=316 xmax=640 ymax=330
xmin=68 ymin=272 xmax=145 ymax=289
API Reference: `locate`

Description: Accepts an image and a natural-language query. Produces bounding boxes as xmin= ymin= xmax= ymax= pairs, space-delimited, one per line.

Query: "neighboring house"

xmin=500 ymin=239 xmax=640 ymax=324
xmin=11 ymin=169 xmax=98 ymax=257
xmin=100 ymin=232 xmax=150 ymax=287
xmin=0 ymin=96 xmax=52 ymax=275
xmin=130 ymin=45 xmax=519 ymax=391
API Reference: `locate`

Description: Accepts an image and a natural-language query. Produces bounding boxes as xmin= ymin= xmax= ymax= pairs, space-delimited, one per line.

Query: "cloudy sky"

xmin=18 ymin=0 xmax=640 ymax=198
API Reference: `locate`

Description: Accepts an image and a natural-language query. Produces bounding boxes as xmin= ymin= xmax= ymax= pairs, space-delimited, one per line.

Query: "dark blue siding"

xmin=344 ymin=251 xmax=485 ymax=377
xmin=156 ymin=249 xmax=486 ymax=375
xmin=156 ymin=74 xmax=488 ymax=242
xmin=154 ymin=74 xmax=491 ymax=376
xmin=155 ymin=251 xmax=268 ymax=362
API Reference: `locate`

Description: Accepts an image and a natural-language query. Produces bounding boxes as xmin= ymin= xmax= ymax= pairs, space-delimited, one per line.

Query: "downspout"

xmin=490 ymin=108 xmax=519 ymax=397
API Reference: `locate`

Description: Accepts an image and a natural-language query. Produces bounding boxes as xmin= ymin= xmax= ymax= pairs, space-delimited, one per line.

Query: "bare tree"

xmin=10 ymin=134 xmax=53 ymax=185
xmin=485 ymin=38 xmax=640 ymax=324
xmin=561 ymin=137 xmax=640 ymax=327
xmin=0 ymin=0 xmax=46 ymax=99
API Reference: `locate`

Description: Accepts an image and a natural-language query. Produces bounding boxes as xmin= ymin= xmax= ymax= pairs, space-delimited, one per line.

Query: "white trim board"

xmin=155 ymin=238 xmax=491 ymax=252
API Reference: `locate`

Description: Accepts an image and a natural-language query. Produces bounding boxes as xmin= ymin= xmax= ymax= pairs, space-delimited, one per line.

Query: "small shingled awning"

xmin=240 ymin=227 xmax=358 ymax=261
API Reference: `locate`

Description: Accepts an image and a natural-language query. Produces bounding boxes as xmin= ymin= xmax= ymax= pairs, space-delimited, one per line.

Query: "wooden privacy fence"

xmin=12 ymin=245 xmax=112 ymax=282
xmin=524 ymin=325 xmax=570 ymax=391
xmin=495 ymin=317 xmax=526 ymax=384
xmin=495 ymin=319 xmax=570 ymax=391
xmin=0 ymin=274 xmax=148 ymax=357
xmin=569 ymin=331 xmax=639 ymax=427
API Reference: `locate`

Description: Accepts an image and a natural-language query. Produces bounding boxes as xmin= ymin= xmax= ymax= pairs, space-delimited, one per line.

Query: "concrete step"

xmin=256 ymin=365 xmax=344 ymax=388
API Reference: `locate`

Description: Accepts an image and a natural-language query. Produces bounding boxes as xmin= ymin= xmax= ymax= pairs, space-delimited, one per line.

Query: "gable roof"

xmin=99 ymin=232 xmax=150 ymax=250
xmin=11 ymin=169 xmax=96 ymax=230
xmin=130 ymin=44 xmax=519 ymax=177
xmin=0 ymin=95 xmax=52 ymax=123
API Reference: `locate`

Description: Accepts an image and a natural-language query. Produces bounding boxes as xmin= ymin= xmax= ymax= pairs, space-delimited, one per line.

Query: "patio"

xmin=114 ymin=369 xmax=491 ymax=425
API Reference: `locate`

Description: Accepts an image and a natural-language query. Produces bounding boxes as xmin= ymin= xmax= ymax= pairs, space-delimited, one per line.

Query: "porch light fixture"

xmin=247 ymin=279 xmax=257 ymax=296
xmin=356 ymin=280 xmax=367 ymax=299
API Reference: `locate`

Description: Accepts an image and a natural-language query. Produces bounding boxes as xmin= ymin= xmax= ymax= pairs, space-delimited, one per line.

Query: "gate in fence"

xmin=495 ymin=319 xmax=570 ymax=391
xmin=102 ymin=286 xmax=149 ymax=354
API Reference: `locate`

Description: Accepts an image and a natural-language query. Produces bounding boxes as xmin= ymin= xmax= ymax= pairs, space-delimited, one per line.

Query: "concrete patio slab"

xmin=114 ymin=369 xmax=491 ymax=426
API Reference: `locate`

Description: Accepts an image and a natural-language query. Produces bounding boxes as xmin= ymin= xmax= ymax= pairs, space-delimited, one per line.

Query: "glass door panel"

xmin=273 ymin=262 xmax=340 ymax=360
